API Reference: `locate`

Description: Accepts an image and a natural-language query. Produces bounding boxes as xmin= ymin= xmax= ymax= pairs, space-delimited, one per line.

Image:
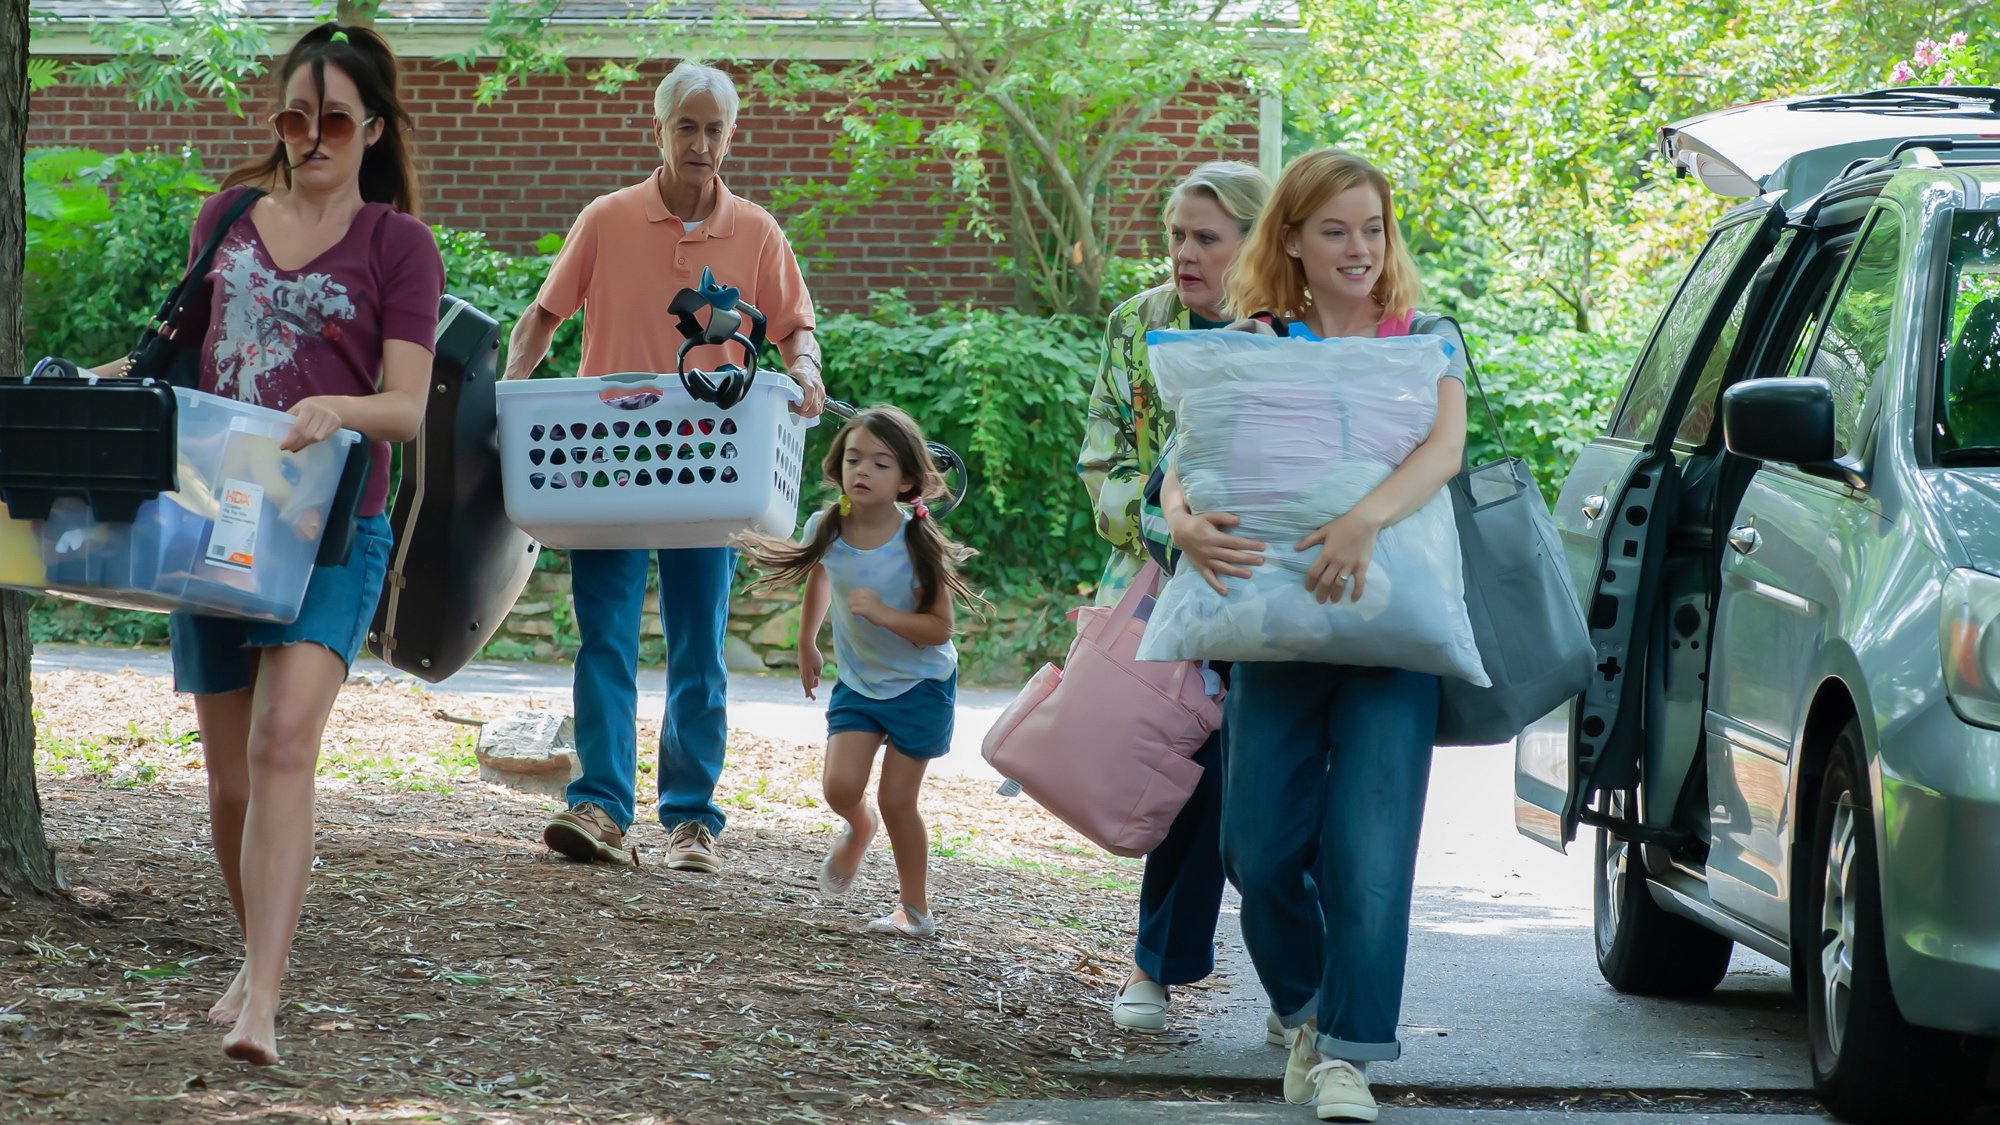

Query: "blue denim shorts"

xmin=168 ymin=513 xmax=392 ymax=696
xmin=826 ymin=673 xmax=957 ymax=760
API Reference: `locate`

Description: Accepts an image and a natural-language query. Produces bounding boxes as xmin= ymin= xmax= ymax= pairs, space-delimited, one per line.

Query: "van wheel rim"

xmin=1603 ymin=833 xmax=1627 ymax=939
xmin=1819 ymin=797 xmax=1858 ymax=1060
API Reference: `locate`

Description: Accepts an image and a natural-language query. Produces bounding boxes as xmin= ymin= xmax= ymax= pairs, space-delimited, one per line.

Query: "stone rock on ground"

xmin=474 ymin=710 xmax=580 ymax=798
xmin=724 ymin=635 xmax=766 ymax=674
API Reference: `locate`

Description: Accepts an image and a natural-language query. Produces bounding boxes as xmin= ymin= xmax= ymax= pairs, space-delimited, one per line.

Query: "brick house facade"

xmin=28 ymin=4 xmax=1276 ymax=312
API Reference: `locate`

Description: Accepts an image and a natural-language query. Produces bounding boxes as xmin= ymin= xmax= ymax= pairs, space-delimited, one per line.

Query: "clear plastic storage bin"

xmin=0 ymin=387 xmax=360 ymax=623
xmin=495 ymin=371 xmax=813 ymax=549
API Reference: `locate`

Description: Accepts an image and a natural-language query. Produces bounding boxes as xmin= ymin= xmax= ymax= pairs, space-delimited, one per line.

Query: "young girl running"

xmin=738 ymin=405 xmax=981 ymax=937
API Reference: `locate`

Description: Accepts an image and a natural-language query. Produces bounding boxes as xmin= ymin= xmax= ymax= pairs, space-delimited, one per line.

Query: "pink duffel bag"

xmin=981 ymin=561 xmax=1224 ymax=857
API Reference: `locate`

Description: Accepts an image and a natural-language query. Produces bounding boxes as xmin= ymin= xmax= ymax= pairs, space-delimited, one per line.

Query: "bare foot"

xmin=206 ymin=963 xmax=251 ymax=1026
xmin=221 ymin=997 xmax=281 ymax=1066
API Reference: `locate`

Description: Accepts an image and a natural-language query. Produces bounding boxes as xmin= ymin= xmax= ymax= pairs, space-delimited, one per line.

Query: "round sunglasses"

xmin=269 ymin=107 xmax=378 ymax=148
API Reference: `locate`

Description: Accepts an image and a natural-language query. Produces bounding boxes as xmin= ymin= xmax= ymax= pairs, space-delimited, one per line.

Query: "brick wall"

xmin=27 ymin=58 xmax=1258 ymax=312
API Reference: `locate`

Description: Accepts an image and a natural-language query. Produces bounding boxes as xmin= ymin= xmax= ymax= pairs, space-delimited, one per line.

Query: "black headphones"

xmin=667 ymin=268 xmax=767 ymax=409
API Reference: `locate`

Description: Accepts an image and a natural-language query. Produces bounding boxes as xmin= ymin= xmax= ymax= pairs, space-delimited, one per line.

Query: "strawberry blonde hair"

xmin=1226 ymin=149 xmax=1422 ymax=322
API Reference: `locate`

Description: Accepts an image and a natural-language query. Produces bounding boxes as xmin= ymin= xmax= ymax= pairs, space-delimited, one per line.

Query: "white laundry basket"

xmin=495 ymin=371 xmax=814 ymax=549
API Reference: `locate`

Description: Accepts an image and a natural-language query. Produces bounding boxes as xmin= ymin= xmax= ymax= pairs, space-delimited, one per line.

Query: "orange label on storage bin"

xmin=204 ymin=478 xmax=264 ymax=572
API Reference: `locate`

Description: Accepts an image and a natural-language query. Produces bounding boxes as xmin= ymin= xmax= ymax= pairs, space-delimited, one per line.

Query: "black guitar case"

xmin=367 ymin=295 xmax=540 ymax=681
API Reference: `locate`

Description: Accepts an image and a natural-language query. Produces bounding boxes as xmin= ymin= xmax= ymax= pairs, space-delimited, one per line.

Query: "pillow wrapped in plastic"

xmin=1133 ymin=329 xmax=1488 ymax=686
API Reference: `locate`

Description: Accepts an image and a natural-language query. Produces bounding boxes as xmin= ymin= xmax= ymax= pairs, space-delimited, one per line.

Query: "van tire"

xmin=1806 ymin=722 xmax=1985 ymax=1122
xmin=1594 ymin=791 xmax=1734 ymax=996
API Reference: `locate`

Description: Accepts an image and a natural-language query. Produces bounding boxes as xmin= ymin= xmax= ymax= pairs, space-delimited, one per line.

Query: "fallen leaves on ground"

xmin=1 ymin=670 xmax=1195 ymax=1123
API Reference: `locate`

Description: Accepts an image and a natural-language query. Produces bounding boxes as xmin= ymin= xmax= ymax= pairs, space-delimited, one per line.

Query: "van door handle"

xmin=1728 ymin=526 xmax=1762 ymax=555
xmin=1582 ymin=494 xmax=1607 ymax=521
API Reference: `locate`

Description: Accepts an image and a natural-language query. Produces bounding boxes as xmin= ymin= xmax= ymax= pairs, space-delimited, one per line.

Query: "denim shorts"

xmin=826 ymin=673 xmax=957 ymax=760
xmin=168 ymin=513 xmax=392 ymax=696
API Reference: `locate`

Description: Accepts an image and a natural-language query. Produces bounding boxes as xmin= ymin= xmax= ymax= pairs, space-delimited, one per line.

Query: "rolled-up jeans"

xmin=1220 ymin=660 xmax=1438 ymax=1062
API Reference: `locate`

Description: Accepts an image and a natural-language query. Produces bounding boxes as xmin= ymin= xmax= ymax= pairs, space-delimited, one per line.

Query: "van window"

xmin=1799 ymin=210 xmax=1901 ymax=460
xmin=1609 ymin=215 xmax=1767 ymax=442
xmin=1935 ymin=212 xmax=2000 ymax=460
xmin=1673 ymin=259 xmax=1764 ymax=448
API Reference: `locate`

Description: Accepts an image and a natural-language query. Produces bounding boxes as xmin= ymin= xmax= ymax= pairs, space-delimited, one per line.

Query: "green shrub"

xmin=23 ymin=146 xmax=214 ymax=367
xmin=811 ymin=292 xmax=1105 ymax=599
xmin=1459 ymin=327 xmax=1633 ymax=502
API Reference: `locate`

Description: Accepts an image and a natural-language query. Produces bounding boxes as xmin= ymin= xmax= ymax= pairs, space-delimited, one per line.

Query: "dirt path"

xmin=1 ymin=670 xmax=1185 ymax=1123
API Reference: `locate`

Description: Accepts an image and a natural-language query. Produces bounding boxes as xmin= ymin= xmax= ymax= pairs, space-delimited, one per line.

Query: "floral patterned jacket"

xmin=1077 ymin=289 xmax=1189 ymax=605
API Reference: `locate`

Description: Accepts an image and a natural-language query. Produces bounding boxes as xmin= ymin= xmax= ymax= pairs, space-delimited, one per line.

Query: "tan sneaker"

xmin=1310 ymin=1058 xmax=1378 ymax=1122
xmin=1283 ymin=1021 xmax=1321 ymax=1105
xmin=543 ymin=803 xmax=626 ymax=863
xmin=666 ymin=822 xmax=720 ymax=873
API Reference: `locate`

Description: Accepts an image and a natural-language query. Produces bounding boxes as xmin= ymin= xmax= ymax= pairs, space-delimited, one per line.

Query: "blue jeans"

xmin=566 ymin=546 xmax=734 ymax=835
xmin=1135 ymin=730 xmax=1226 ymax=986
xmin=1220 ymin=661 xmax=1438 ymax=1063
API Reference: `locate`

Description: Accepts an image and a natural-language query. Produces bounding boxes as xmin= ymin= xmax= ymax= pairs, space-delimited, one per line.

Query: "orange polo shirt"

xmin=536 ymin=171 xmax=816 ymax=378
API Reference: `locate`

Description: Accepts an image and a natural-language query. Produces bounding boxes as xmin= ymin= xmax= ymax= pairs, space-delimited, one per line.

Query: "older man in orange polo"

xmin=504 ymin=61 xmax=826 ymax=874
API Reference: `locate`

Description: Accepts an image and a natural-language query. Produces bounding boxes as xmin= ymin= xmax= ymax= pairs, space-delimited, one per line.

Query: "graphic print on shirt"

xmin=208 ymin=238 xmax=357 ymax=406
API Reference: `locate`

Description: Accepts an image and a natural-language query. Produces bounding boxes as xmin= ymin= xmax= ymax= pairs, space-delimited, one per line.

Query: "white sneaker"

xmin=1111 ymin=978 xmax=1169 ymax=1031
xmin=1309 ymin=1058 xmax=1378 ymax=1122
xmin=1282 ymin=1022 xmax=1320 ymax=1105
xmin=1265 ymin=1009 xmax=1286 ymax=1046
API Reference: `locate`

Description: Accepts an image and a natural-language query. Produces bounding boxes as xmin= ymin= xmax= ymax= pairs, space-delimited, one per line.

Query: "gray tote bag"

xmin=1415 ymin=316 xmax=1593 ymax=747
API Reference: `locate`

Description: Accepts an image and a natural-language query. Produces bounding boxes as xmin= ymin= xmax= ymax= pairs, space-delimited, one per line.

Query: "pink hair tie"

xmin=912 ymin=498 xmax=931 ymax=520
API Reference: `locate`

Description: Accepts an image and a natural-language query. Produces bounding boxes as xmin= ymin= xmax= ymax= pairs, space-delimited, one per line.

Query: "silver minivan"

xmin=1514 ymin=87 xmax=2000 ymax=1122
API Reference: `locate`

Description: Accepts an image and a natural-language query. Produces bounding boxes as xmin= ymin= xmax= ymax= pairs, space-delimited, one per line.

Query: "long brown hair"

xmin=223 ymin=23 xmax=422 ymax=215
xmin=1226 ymin=149 xmax=1421 ymax=322
xmin=739 ymin=406 xmax=984 ymax=620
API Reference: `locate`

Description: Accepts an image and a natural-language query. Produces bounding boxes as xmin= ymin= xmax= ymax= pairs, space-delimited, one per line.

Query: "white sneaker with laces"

xmin=1265 ymin=1010 xmax=1286 ymax=1046
xmin=1309 ymin=1057 xmax=1378 ymax=1122
xmin=1282 ymin=1022 xmax=1320 ymax=1105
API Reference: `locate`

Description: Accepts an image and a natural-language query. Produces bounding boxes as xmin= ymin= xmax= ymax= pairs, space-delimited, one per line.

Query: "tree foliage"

xmin=1292 ymin=0 xmax=2000 ymax=339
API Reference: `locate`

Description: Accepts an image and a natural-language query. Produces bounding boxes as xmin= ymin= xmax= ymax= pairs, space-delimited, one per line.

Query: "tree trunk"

xmin=0 ymin=0 xmax=61 ymax=902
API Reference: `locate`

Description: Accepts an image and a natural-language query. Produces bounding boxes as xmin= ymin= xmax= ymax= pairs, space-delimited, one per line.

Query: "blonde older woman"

xmin=505 ymin=61 xmax=824 ymax=875
xmin=1076 ymin=160 xmax=1273 ymax=1034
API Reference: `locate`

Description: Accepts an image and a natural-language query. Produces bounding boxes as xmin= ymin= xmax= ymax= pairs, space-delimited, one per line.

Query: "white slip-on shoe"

xmin=1265 ymin=1009 xmax=1286 ymax=1046
xmin=1283 ymin=1022 xmax=1320 ymax=1105
xmin=1310 ymin=1057 xmax=1378 ymax=1122
xmin=815 ymin=816 xmax=876 ymax=898
xmin=1111 ymin=979 xmax=1169 ymax=1031
xmin=864 ymin=904 xmax=937 ymax=938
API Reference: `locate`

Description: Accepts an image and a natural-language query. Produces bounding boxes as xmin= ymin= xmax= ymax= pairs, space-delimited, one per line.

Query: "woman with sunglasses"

xmin=92 ymin=23 xmax=444 ymax=1066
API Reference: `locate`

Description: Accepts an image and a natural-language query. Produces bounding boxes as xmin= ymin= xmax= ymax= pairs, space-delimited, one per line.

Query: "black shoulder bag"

xmin=121 ymin=188 xmax=266 ymax=387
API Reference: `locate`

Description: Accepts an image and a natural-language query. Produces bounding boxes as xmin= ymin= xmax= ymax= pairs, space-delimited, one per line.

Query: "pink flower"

xmin=1940 ymin=72 xmax=1959 ymax=86
xmin=1949 ymin=31 xmax=1968 ymax=48
xmin=1891 ymin=60 xmax=1916 ymax=83
xmin=1913 ymin=39 xmax=1942 ymax=67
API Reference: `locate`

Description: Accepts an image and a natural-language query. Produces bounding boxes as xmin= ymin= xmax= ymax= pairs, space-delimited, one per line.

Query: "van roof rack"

xmin=1790 ymin=87 xmax=2000 ymax=117
xmin=1831 ymin=136 xmax=2000 ymax=185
